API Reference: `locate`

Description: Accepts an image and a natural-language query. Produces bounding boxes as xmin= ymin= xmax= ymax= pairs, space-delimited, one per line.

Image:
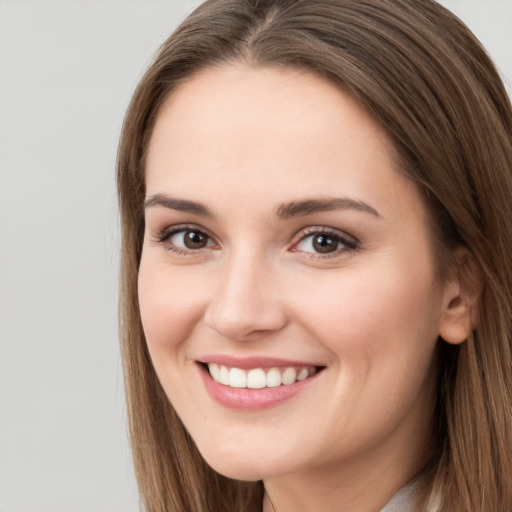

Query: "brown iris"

xmin=312 ymin=234 xmax=339 ymax=254
xmin=184 ymin=230 xmax=209 ymax=249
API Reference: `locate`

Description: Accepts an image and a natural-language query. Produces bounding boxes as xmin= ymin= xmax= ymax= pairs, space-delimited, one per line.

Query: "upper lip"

xmin=197 ymin=354 xmax=324 ymax=370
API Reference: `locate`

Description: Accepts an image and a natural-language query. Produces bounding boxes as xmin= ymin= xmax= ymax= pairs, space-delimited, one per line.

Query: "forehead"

xmin=145 ymin=64 xmax=422 ymax=224
xmin=148 ymin=64 xmax=389 ymax=157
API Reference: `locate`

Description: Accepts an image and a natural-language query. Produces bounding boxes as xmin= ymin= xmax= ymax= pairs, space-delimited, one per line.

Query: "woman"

xmin=117 ymin=1 xmax=512 ymax=510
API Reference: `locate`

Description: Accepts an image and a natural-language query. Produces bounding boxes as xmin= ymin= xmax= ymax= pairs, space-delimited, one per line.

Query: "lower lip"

xmin=198 ymin=364 xmax=323 ymax=411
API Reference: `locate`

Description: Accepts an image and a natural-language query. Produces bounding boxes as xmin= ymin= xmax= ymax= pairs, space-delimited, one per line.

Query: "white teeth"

xmin=219 ymin=365 xmax=230 ymax=385
xmin=209 ymin=363 xmax=220 ymax=381
xmin=229 ymin=367 xmax=247 ymax=388
xmin=281 ymin=367 xmax=297 ymax=385
xmin=266 ymin=367 xmax=282 ymax=388
xmin=207 ymin=364 xmax=318 ymax=388
xmin=297 ymin=368 xmax=309 ymax=381
xmin=247 ymin=368 xmax=266 ymax=389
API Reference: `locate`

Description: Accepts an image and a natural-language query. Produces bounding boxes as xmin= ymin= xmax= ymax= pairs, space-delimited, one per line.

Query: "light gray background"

xmin=0 ymin=1 xmax=510 ymax=511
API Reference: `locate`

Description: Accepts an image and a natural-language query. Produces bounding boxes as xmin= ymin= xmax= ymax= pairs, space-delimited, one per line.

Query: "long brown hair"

xmin=117 ymin=1 xmax=512 ymax=510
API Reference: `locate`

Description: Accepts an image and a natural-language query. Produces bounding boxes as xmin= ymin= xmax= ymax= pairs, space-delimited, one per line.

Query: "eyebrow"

xmin=144 ymin=194 xmax=214 ymax=218
xmin=144 ymin=194 xmax=380 ymax=220
xmin=275 ymin=197 xmax=380 ymax=219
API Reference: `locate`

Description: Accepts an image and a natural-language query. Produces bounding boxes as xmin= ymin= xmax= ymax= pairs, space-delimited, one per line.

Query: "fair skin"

xmin=138 ymin=64 xmax=470 ymax=512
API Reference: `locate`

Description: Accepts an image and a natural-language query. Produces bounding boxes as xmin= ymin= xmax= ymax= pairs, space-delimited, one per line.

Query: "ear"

xmin=439 ymin=248 xmax=483 ymax=345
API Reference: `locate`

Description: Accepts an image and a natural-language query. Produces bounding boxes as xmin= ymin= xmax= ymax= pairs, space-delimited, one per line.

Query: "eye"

xmin=156 ymin=226 xmax=216 ymax=253
xmin=173 ymin=229 xmax=211 ymax=249
xmin=293 ymin=229 xmax=357 ymax=255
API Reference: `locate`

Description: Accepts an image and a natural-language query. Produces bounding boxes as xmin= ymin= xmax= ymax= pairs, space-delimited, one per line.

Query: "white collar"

xmin=380 ymin=477 xmax=421 ymax=512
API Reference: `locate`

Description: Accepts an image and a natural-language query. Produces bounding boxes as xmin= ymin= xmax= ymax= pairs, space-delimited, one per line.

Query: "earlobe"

xmin=439 ymin=248 xmax=482 ymax=345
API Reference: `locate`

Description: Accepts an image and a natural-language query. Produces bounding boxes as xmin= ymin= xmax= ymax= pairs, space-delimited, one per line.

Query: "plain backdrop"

xmin=0 ymin=1 xmax=510 ymax=511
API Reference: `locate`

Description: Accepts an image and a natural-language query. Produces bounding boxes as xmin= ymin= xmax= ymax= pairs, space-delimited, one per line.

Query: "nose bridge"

xmin=203 ymin=244 xmax=286 ymax=339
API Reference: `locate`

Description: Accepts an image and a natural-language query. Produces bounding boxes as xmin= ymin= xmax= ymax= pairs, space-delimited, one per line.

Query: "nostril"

xmin=203 ymin=306 xmax=288 ymax=340
xmin=202 ymin=271 xmax=288 ymax=339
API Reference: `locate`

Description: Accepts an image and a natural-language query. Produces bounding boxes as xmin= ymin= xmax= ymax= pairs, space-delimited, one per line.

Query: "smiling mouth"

xmin=204 ymin=363 xmax=322 ymax=389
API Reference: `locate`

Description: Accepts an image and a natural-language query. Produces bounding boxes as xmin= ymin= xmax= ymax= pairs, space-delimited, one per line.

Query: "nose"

xmin=203 ymin=254 xmax=288 ymax=340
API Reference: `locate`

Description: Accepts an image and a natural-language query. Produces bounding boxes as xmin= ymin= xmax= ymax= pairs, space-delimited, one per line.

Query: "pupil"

xmin=313 ymin=234 xmax=337 ymax=254
xmin=185 ymin=230 xmax=207 ymax=249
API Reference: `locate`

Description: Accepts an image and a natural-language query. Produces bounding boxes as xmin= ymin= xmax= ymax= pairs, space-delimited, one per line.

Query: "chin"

xmin=201 ymin=453 xmax=270 ymax=481
xmin=209 ymin=462 xmax=266 ymax=482
xmin=195 ymin=440 xmax=291 ymax=482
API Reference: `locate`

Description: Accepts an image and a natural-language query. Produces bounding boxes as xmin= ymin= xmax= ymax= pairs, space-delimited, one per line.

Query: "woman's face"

xmin=139 ymin=65 xmax=453 ymax=483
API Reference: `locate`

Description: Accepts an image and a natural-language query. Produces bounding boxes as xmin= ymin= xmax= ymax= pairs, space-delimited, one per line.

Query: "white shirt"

xmin=380 ymin=478 xmax=421 ymax=512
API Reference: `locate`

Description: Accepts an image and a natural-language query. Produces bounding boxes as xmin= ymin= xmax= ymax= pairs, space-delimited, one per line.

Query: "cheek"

xmin=138 ymin=257 xmax=215 ymax=418
xmin=292 ymin=266 xmax=441 ymax=444
xmin=137 ymin=258 xmax=206 ymax=354
xmin=292 ymin=263 xmax=441 ymax=367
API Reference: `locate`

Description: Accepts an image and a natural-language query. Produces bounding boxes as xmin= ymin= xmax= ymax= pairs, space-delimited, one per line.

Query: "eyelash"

xmin=153 ymin=224 xmax=359 ymax=258
xmin=292 ymin=227 xmax=358 ymax=259
xmin=154 ymin=224 xmax=216 ymax=256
